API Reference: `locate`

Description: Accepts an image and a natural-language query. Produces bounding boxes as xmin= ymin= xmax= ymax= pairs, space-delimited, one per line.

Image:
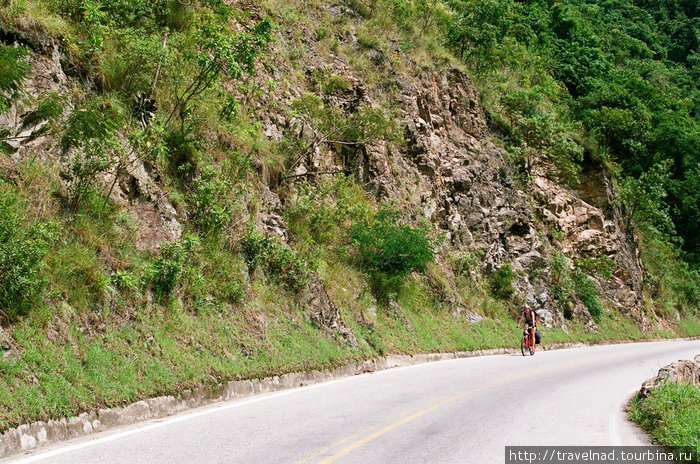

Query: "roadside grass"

xmin=2 ymin=252 xmax=698 ymax=432
xmin=677 ymin=318 xmax=700 ymax=337
xmin=629 ymin=382 xmax=700 ymax=454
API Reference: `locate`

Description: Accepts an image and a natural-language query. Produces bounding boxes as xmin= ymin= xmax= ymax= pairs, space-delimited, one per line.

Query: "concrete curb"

xmin=1 ymin=337 xmax=698 ymax=459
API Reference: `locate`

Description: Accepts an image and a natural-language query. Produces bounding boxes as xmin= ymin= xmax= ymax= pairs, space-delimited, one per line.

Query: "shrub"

xmin=65 ymin=144 xmax=113 ymax=209
xmin=163 ymin=11 xmax=273 ymax=130
xmin=189 ymin=167 xmax=233 ymax=235
xmin=452 ymin=250 xmax=485 ymax=278
xmin=550 ymin=252 xmax=605 ymax=321
xmin=0 ymin=192 xmax=58 ymax=320
xmin=489 ymin=263 xmax=516 ymax=300
xmin=347 ymin=208 xmax=434 ymax=277
xmin=550 ymin=251 xmax=575 ymax=305
xmin=61 ymin=97 xmax=124 ymax=209
xmin=574 ymin=272 xmax=604 ymax=321
xmin=111 ymin=269 xmax=139 ymax=293
xmin=146 ymin=235 xmax=199 ymax=301
xmin=346 ymin=208 xmax=434 ymax=302
xmin=241 ymin=232 xmax=311 ymax=293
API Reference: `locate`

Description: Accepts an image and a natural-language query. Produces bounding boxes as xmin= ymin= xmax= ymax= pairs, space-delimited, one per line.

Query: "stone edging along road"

xmin=1 ymin=337 xmax=697 ymax=459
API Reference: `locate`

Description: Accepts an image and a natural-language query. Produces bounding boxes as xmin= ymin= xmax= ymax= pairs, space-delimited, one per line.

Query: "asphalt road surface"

xmin=6 ymin=339 xmax=699 ymax=464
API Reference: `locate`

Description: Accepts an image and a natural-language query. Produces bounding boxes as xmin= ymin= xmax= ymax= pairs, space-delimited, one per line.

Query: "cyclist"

xmin=517 ymin=304 xmax=537 ymax=352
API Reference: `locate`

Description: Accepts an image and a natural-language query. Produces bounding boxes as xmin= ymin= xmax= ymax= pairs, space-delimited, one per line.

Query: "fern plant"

xmin=0 ymin=44 xmax=30 ymax=113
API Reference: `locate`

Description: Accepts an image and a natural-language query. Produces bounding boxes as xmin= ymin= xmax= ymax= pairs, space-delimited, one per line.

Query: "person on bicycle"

xmin=517 ymin=304 xmax=537 ymax=351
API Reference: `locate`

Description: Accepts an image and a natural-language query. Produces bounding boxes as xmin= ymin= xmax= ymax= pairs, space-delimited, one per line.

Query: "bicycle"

xmin=520 ymin=325 xmax=535 ymax=356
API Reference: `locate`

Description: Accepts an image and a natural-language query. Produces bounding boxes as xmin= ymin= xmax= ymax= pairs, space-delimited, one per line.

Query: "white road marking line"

xmin=4 ymin=355 xmax=515 ymax=464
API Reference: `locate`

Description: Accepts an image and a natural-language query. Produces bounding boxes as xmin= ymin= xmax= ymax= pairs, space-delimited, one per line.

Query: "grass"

xmin=629 ymin=382 xmax=700 ymax=459
xmin=2 ymin=231 xmax=698 ymax=432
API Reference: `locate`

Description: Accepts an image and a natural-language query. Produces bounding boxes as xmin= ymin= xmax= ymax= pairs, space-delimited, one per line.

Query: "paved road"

xmin=7 ymin=340 xmax=699 ymax=464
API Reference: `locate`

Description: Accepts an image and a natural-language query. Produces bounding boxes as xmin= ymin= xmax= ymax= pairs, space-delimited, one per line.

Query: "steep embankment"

xmin=0 ymin=0 xmax=698 ymax=436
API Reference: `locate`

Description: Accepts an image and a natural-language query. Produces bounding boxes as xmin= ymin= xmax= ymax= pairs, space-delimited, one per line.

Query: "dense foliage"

xmin=347 ymin=208 xmax=435 ymax=277
xmin=443 ymin=0 xmax=699 ymax=269
xmin=0 ymin=191 xmax=57 ymax=320
xmin=0 ymin=0 xmax=699 ymax=436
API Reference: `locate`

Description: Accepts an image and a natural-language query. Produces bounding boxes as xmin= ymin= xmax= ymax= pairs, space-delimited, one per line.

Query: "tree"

xmin=617 ymin=160 xmax=674 ymax=236
xmin=501 ymin=89 xmax=583 ymax=184
xmin=164 ymin=11 xmax=273 ymax=131
xmin=446 ymin=0 xmax=513 ymax=70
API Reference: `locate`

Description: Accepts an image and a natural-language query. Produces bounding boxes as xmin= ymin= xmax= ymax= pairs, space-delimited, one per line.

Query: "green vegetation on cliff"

xmin=0 ymin=0 xmax=698 ymax=433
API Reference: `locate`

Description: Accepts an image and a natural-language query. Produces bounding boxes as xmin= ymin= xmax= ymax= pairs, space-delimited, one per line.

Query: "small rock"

xmin=20 ymin=434 xmax=37 ymax=450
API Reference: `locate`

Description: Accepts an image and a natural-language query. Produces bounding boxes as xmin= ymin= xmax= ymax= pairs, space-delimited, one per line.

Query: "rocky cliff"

xmin=1 ymin=7 xmax=648 ymax=339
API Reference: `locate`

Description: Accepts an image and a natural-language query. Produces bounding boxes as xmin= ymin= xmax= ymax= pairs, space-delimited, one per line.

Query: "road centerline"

xmin=308 ymin=359 xmax=595 ymax=464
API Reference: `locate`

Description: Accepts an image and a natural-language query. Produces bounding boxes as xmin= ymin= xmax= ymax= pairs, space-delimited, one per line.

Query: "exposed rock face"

xmin=1 ymin=27 xmax=182 ymax=251
xmin=283 ymin=64 xmax=646 ymax=327
xmin=300 ymin=274 xmax=358 ymax=348
xmin=1 ymin=20 xmax=648 ymax=331
xmin=532 ymin=172 xmax=646 ymax=327
xmin=638 ymin=354 xmax=700 ymax=398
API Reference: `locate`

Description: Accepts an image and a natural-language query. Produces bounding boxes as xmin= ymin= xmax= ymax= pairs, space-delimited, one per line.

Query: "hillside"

xmin=0 ymin=0 xmax=698 ymax=432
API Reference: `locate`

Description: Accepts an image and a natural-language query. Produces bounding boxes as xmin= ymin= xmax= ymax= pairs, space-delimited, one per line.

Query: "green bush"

xmin=574 ymin=272 xmax=604 ymax=321
xmin=0 ymin=192 xmax=58 ymax=320
xmin=61 ymin=97 xmax=124 ymax=209
xmin=189 ymin=167 xmax=233 ymax=236
xmin=346 ymin=208 xmax=434 ymax=302
xmin=241 ymin=232 xmax=311 ymax=293
xmin=489 ymin=263 xmax=516 ymax=300
xmin=550 ymin=252 xmax=605 ymax=321
xmin=146 ymin=235 xmax=199 ymax=301
xmin=347 ymin=208 xmax=434 ymax=277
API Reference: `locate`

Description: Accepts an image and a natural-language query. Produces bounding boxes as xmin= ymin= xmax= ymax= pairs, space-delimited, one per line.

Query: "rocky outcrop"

xmin=0 ymin=25 xmax=182 ymax=251
xmin=300 ymin=274 xmax=358 ymax=348
xmin=638 ymin=354 xmax=700 ymax=398
xmin=300 ymin=64 xmax=645 ymax=327
xmin=531 ymin=171 xmax=646 ymax=327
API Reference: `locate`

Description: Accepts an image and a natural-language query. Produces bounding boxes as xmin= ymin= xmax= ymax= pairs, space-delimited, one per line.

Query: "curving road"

xmin=6 ymin=340 xmax=699 ymax=464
